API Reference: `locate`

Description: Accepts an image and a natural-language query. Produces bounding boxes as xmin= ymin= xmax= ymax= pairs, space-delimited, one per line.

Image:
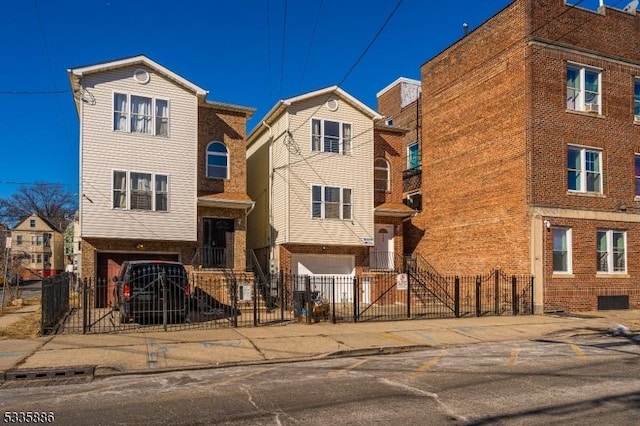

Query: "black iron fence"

xmin=41 ymin=273 xmax=72 ymax=335
xmin=42 ymin=269 xmax=533 ymax=335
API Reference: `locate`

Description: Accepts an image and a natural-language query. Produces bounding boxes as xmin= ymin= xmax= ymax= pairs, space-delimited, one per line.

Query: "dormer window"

xmin=113 ymin=92 xmax=169 ymax=137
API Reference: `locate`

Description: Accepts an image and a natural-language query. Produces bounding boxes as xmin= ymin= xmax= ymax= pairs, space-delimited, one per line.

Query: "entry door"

xmin=203 ymin=218 xmax=234 ymax=268
xmin=372 ymin=224 xmax=394 ymax=270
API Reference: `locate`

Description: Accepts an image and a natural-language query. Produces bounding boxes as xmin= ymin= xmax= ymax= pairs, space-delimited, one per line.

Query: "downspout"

xmin=263 ymin=121 xmax=274 ymax=263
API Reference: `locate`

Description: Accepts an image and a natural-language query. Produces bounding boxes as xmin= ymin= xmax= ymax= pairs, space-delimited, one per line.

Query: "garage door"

xmin=291 ymin=254 xmax=355 ymax=303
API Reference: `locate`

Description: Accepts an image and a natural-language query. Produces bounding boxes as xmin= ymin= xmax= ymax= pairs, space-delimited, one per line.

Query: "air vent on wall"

xmin=133 ymin=69 xmax=150 ymax=84
xmin=326 ymin=97 xmax=339 ymax=111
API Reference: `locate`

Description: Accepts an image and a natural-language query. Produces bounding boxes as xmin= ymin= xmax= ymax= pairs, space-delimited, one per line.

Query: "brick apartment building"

xmin=376 ymin=78 xmax=423 ymax=254
xmin=408 ymin=0 xmax=640 ymax=312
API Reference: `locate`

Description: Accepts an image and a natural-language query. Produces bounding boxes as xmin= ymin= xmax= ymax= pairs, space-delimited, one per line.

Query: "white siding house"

xmin=247 ymin=86 xmax=382 ymax=278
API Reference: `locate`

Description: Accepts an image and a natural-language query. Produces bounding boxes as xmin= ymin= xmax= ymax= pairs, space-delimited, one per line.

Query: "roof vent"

xmin=133 ymin=69 xmax=150 ymax=84
xmin=326 ymin=97 xmax=339 ymax=111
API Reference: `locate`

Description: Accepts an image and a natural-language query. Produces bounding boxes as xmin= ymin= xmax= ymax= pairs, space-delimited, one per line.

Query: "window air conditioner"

xmin=584 ymin=103 xmax=599 ymax=113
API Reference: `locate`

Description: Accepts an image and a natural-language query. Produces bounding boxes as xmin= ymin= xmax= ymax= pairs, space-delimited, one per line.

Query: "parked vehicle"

xmin=114 ymin=261 xmax=190 ymax=324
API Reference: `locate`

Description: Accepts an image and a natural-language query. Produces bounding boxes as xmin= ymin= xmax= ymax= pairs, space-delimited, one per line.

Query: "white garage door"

xmin=291 ymin=254 xmax=355 ymax=303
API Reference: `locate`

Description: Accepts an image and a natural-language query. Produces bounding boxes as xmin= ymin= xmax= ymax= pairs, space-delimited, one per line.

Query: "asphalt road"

xmin=1 ymin=335 xmax=639 ymax=425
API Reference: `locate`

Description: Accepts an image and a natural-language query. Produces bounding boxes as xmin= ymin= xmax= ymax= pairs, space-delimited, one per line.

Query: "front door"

xmin=371 ymin=224 xmax=394 ymax=270
xmin=202 ymin=218 xmax=234 ymax=268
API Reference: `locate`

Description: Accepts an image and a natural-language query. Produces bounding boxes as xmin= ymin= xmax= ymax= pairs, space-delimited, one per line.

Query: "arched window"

xmin=206 ymin=141 xmax=228 ymax=179
xmin=374 ymin=158 xmax=390 ymax=192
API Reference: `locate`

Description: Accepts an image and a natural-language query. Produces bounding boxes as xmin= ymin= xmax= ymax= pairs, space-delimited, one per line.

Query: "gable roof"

xmin=67 ymin=55 xmax=208 ymax=113
xmin=13 ymin=213 xmax=61 ymax=233
xmin=248 ymin=85 xmax=382 ymax=143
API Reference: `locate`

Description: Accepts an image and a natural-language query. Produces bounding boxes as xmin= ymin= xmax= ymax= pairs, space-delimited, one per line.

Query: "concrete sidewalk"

xmin=0 ymin=308 xmax=638 ymax=383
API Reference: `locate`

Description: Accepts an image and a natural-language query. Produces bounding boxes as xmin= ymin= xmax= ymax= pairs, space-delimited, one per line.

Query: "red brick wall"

xmin=374 ymin=128 xmax=406 ymax=206
xmin=416 ymin=0 xmax=530 ymax=274
xmin=197 ymin=106 xmax=249 ymax=196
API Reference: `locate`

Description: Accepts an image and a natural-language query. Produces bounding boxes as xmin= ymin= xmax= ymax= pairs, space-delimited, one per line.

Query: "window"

xmin=16 ymin=235 xmax=22 ymax=246
xmin=407 ymin=142 xmax=420 ymax=170
xmin=130 ymin=172 xmax=152 ymax=210
xmin=29 ymin=219 xmax=36 ymax=228
xmin=597 ymin=230 xmax=626 ymax=273
xmin=311 ymin=119 xmax=352 ymax=154
xmin=553 ymin=228 xmax=572 ymax=273
xmin=112 ymin=170 xmax=169 ymax=211
xmin=43 ymin=254 xmax=50 ymax=264
xmin=635 ymin=154 xmax=640 ymax=197
xmin=32 ymin=253 xmax=42 ymax=264
xmin=634 ymin=79 xmax=640 ymax=122
xmin=567 ymin=146 xmax=601 ymax=193
xmin=113 ymin=92 xmax=169 ymax=136
xmin=31 ymin=235 xmax=42 ymax=246
xmin=566 ymin=64 xmax=601 ymax=113
xmin=113 ymin=171 xmax=127 ymax=209
xmin=206 ymin=142 xmax=229 ymax=179
xmin=311 ymin=185 xmax=352 ymax=220
xmin=374 ymin=158 xmax=390 ymax=192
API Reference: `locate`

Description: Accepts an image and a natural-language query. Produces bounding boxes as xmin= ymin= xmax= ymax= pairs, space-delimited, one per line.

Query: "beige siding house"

xmin=68 ymin=56 xmax=255 ymax=303
xmin=11 ymin=214 xmax=64 ymax=278
xmin=247 ymin=86 xmax=386 ymax=285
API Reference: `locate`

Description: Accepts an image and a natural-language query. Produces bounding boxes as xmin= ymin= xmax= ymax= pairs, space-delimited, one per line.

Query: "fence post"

xmin=231 ymin=278 xmax=238 ymax=328
xmin=82 ymin=278 xmax=89 ymax=334
xmin=305 ymin=276 xmax=311 ymax=325
xmin=494 ymin=269 xmax=500 ymax=315
xmin=407 ymin=271 xmax=411 ymax=319
xmin=454 ymin=276 xmax=460 ymax=318
xmin=279 ymin=271 xmax=284 ymax=322
xmin=160 ymin=271 xmax=168 ymax=331
xmin=253 ymin=276 xmax=259 ymax=327
xmin=530 ymin=276 xmax=535 ymax=315
xmin=512 ymin=275 xmax=518 ymax=315
xmin=353 ymin=277 xmax=358 ymax=322
xmin=476 ymin=276 xmax=481 ymax=317
xmin=331 ymin=278 xmax=336 ymax=324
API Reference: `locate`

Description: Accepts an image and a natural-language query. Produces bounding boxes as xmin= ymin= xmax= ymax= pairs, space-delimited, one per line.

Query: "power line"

xmin=265 ymin=0 xmax=273 ymax=97
xmin=279 ymin=0 xmax=289 ymax=98
xmin=338 ymin=0 xmax=405 ymax=86
xmin=298 ymin=0 xmax=324 ymax=90
xmin=0 ymin=89 xmax=69 ymax=95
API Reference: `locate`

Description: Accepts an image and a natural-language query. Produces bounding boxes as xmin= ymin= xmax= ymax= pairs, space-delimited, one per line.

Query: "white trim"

xmin=596 ymin=229 xmax=627 ymax=274
xmin=112 ymin=91 xmax=170 ymax=137
xmin=552 ymin=227 xmax=572 ymax=274
xmin=567 ymin=145 xmax=602 ymax=194
xmin=68 ymin=55 xmax=207 ymax=97
xmin=205 ymin=141 xmax=230 ymax=180
xmin=376 ymin=77 xmax=421 ymax=99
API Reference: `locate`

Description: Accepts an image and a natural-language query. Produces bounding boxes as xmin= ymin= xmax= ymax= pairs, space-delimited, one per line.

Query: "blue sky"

xmin=0 ymin=0 xmax=608 ymax=200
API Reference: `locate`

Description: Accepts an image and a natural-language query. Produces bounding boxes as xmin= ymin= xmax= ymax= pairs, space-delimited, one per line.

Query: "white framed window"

xmin=311 ymin=119 xmax=352 ymax=154
xmin=552 ymin=228 xmax=572 ymax=273
xmin=113 ymin=92 xmax=169 ymax=136
xmin=597 ymin=230 xmax=626 ymax=273
xmin=566 ymin=64 xmax=601 ymax=113
xmin=635 ymin=154 xmax=640 ymax=198
xmin=374 ymin=158 xmax=390 ymax=192
xmin=634 ymin=79 xmax=640 ymax=122
xmin=206 ymin=141 xmax=229 ymax=179
xmin=311 ymin=185 xmax=352 ymax=220
xmin=407 ymin=141 xmax=420 ymax=170
xmin=111 ymin=170 xmax=169 ymax=211
xmin=567 ymin=146 xmax=602 ymax=193
xmin=31 ymin=235 xmax=43 ymax=246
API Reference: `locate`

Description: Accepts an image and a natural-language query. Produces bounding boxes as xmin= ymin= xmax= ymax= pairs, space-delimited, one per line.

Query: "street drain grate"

xmin=4 ymin=365 xmax=95 ymax=382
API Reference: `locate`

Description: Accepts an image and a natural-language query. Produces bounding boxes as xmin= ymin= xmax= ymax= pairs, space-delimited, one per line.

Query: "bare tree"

xmin=0 ymin=183 xmax=77 ymax=229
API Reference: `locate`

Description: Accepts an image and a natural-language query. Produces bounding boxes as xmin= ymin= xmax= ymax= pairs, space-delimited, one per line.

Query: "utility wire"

xmin=298 ymin=0 xmax=324 ymax=90
xmin=0 ymin=89 xmax=69 ymax=95
xmin=279 ymin=0 xmax=289 ymax=98
xmin=265 ymin=0 xmax=273 ymax=97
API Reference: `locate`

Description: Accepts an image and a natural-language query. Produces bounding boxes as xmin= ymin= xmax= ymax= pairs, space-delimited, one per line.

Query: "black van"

xmin=114 ymin=260 xmax=190 ymax=324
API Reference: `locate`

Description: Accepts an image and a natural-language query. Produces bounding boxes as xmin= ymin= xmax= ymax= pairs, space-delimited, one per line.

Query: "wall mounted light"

xmin=136 ymin=243 xmax=145 ymax=250
xmin=543 ymin=220 xmax=551 ymax=230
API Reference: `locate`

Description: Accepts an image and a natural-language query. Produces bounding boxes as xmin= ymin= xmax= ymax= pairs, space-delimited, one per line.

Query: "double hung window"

xmin=312 ymin=185 xmax=352 ymax=220
xmin=113 ymin=93 xmax=169 ymax=136
xmin=552 ymin=228 xmax=572 ymax=273
xmin=567 ymin=146 xmax=602 ymax=193
xmin=374 ymin=158 xmax=390 ymax=192
xmin=311 ymin=119 xmax=352 ymax=154
xmin=567 ymin=64 xmax=601 ymax=113
xmin=112 ymin=170 xmax=169 ymax=211
xmin=597 ymin=230 xmax=626 ymax=273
